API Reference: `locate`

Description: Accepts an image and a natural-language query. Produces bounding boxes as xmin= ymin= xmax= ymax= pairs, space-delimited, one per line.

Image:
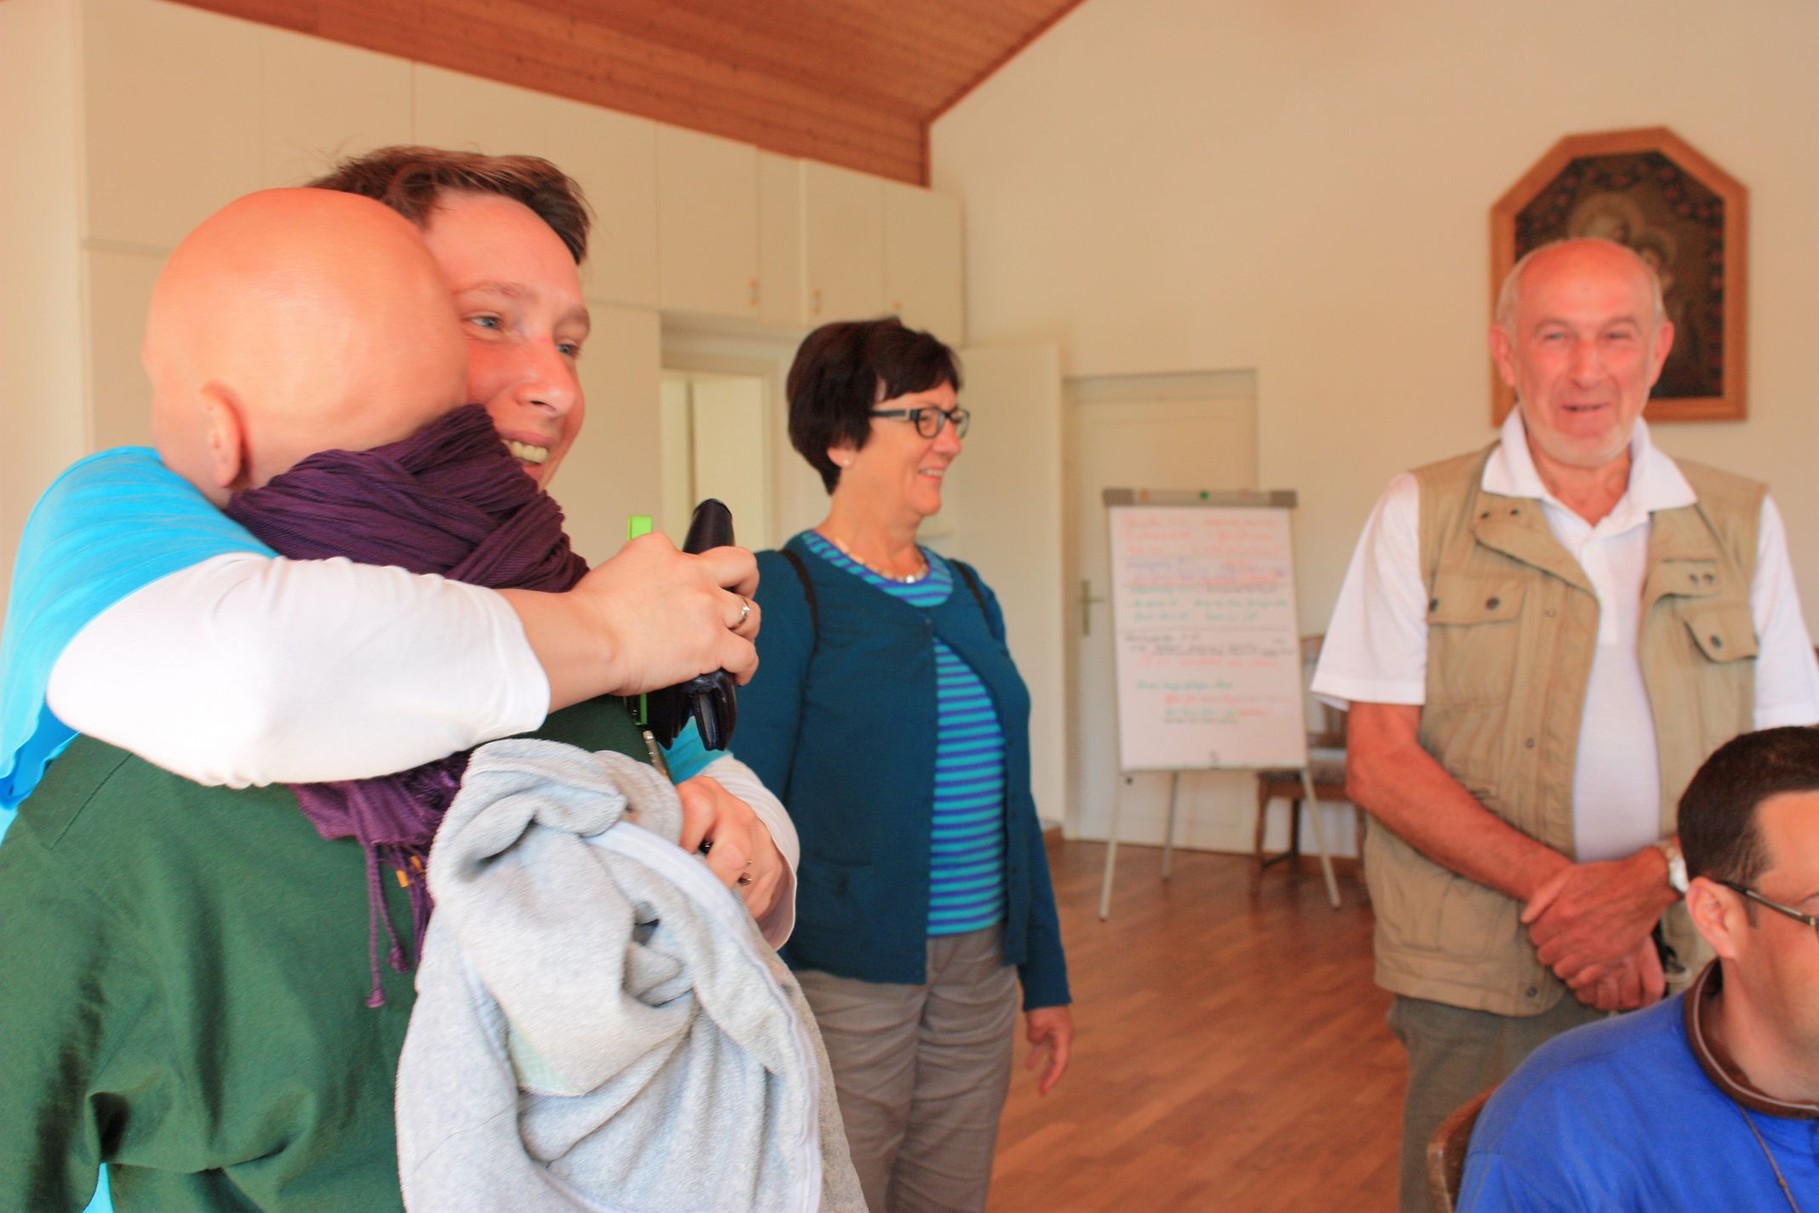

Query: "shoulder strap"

xmin=950 ymin=559 xmax=994 ymax=635
xmin=781 ymin=546 xmax=820 ymax=636
xmin=952 ymin=559 xmax=987 ymax=613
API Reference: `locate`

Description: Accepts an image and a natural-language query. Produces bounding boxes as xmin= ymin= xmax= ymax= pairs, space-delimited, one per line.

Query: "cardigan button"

xmin=1524 ymin=738 xmax=1536 ymax=749
xmin=1526 ymin=985 xmax=1539 ymax=998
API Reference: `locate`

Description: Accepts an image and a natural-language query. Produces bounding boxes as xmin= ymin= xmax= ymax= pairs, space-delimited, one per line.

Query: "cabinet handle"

xmin=812 ymin=288 xmax=822 ymax=315
xmin=749 ymin=278 xmax=759 ymax=306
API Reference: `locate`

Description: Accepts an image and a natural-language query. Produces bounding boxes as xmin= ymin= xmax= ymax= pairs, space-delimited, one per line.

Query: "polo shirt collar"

xmin=1685 ymin=960 xmax=1819 ymax=1119
xmin=1483 ymin=410 xmax=1698 ymax=527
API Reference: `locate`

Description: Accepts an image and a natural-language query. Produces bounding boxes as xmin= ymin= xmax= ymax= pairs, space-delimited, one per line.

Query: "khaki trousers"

xmin=1388 ymin=993 xmax=1606 ymax=1213
xmin=796 ymin=927 xmax=1019 ymax=1213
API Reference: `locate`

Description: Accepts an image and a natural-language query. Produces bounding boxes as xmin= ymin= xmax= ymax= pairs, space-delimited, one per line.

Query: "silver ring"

xmin=736 ymin=596 xmax=751 ymax=627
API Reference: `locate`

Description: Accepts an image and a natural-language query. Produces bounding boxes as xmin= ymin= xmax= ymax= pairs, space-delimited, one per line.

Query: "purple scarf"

xmin=225 ymin=404 xmax=586 ymax=1005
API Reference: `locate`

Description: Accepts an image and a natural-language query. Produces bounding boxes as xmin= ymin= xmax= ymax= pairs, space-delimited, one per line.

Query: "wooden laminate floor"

xmin=987 ymin=842 xmax=1405 ymax=1212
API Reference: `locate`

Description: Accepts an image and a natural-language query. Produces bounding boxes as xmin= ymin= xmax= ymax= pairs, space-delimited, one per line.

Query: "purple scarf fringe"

xmin=225 ymin=405 xmax=586 ymax=1005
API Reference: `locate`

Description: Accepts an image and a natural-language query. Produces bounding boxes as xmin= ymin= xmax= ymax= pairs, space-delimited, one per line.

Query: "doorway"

xmin=659 ymin=369 xmax=773 ymax=548
xmin=1064 ymin=371 xmax=1263 ymax=851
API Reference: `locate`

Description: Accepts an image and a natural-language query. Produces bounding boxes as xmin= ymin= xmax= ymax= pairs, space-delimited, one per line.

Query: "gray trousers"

xmin=1388 ymin=993 xmax=1605 ymax=1213
xmin=795 ymin=927 xmax=1019 ymax=1213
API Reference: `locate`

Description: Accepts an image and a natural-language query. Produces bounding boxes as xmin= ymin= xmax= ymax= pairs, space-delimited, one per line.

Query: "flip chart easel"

xmin=1096 ymin=488 xmax=1339 ymax=917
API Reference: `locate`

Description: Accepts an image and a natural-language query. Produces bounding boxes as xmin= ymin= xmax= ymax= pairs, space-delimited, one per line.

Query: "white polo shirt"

xmin=1313 ymin=411 xmax=1819 ymax=861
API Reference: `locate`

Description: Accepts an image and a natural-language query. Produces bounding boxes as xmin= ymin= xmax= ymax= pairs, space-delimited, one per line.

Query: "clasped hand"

xmin=1521 ymin=851 xmax=1672 ymax=1011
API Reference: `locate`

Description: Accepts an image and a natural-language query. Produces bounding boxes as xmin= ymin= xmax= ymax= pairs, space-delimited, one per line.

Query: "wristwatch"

xmin=1655 ymin=838 xmax=1689 ymax=895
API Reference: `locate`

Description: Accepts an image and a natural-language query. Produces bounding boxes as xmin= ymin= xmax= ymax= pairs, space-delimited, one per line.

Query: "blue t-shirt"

xmin=801 ymin=533 xmax=1007 ymax=937
xmin=1 ymin=450 xmax=274 ymax=828
xmin=1461 ymin=991 xmax=1819 ymax=1210
xmin=1 ymin=448 xmax=718 ymax=828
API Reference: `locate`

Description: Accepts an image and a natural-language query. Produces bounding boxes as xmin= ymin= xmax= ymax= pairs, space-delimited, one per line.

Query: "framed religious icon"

xmin=1490 ymin=126 xmax=1748 ymax=424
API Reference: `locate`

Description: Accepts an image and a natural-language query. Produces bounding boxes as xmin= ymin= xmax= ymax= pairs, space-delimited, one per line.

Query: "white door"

xmin=656 ymin=370 xmax=773 ymax=547
xmin=1067 ymin=375 xmax=1264 ymax=850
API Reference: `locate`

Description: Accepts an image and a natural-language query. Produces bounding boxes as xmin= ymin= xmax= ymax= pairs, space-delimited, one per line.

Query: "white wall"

xmin=0 ymin=0 xmax=87 ymax=611
xmin=933 ymin=0 xmax=1819 ymax=636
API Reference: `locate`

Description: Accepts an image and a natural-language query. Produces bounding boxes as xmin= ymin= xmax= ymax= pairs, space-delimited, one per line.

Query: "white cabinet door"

xmin=556 ymin=305 xmax=663 ymax=566
xmin=757 ymin=152 xmax=804 ymax=328
xmin=560 ymin=108 xmax=669 ymax=310
xmin=801 ymin=161 xmax=885 ymax=324
xmin=885 ymin=182 xmax=964 ymax=343
xmin=414 ymin=65 xmax=661 ymax=308
xmin=412 ymin=63 xmax=553 ymax=156
xmin=550 ymin=106 xmax=660 ymax=309
xmin=84 ymin=0 xmax=261 ymax=249
xmin=260 ymin=26 xmax=412 ymax=189
xmin=657 ymin=127 xmax=759 ymax=318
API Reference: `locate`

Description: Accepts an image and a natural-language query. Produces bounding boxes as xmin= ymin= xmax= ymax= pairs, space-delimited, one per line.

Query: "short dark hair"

xmin=786 ymin=317 xmax=963 ymax=493
xmin=307 ymin=146 xmax=591 ymax=264
xmin=1679 ymin=727 xmax=1819 ymax=888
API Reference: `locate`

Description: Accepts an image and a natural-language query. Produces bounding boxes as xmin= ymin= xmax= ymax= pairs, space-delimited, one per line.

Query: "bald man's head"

xmin=145 ymin=188 xmax=467 ymax=503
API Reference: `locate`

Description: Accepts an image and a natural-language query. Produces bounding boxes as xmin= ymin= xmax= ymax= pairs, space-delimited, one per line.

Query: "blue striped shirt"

xmin=803 ymin=533 xmax=1007 ymax=936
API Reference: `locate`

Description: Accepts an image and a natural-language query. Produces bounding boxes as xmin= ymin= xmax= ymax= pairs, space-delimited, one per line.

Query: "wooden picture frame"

xmin=1490 ymin=126 xmax=1748 ymax=424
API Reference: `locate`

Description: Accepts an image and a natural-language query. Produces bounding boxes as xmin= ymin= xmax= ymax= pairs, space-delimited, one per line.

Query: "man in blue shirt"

xmin=1460 ymin=726 xmax=1819 ymax=1211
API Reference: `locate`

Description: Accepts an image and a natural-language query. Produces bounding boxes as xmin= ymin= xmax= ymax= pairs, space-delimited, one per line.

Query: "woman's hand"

xmin=1023 ymin=1005 xmax=1075 ymax=1096
xmin=674 ymin=774 xmax=787 ymax=923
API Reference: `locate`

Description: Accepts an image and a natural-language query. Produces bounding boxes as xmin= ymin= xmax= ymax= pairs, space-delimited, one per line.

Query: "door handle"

xmin=1079 ymin=578 xmax=1106 ymax=637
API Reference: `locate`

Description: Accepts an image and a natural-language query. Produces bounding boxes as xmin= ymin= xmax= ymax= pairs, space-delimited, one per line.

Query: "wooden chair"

xmin=1252 ymin=634 xmax=1365 ymax=898
xmin=1426 ymin=1087 xmax=1495 ymax=1213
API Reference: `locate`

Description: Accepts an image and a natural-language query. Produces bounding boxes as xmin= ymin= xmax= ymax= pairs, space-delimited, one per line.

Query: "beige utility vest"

xmin=1366 ymin=444 xmax=1762 ymax=1016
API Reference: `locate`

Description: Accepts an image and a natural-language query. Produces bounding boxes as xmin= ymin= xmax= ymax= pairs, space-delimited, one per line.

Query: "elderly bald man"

xmin=1312 ymin=237 xmax=1819 ymax=1213
xmin=0 ymin=189 xmax=696 ymax=1211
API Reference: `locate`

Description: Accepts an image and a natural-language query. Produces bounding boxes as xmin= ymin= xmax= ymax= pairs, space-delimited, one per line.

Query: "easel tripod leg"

xmin=1160 ymin=771 xmax=1180 ymax=881
xmin=1098 ymin=780 xmax=1125 ymax=920
xmin=1301 ymin=767 xmax=1341 ymax=909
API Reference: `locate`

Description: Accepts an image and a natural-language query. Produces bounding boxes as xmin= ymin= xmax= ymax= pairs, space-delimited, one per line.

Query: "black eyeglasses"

xmin=868 ymin=406 xmax=970 ymax=439
xmin=1719 ymin=879 xmax=1819 ymax=942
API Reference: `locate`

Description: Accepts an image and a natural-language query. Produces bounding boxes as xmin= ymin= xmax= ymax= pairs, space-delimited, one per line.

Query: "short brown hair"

xmin=786 ymin=317 xmax=963 ymax=494
xmin=307 ymin=146 xmax=591 ymax=264
xmin=1679 ymin=727 xmax=1819 ymax=888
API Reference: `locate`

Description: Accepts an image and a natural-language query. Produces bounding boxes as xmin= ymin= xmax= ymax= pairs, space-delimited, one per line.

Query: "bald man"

xmin=1312 ymin=238 xmax=1819 ymax=1212
xmin=0 ymin=190 xmax=678 ymax=1211
xmin=146 ymin=190 xmax=469 ymax=496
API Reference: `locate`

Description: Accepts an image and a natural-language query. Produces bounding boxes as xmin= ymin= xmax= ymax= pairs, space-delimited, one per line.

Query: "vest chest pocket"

xmin=1426 ymin=573 xmax=1526 ymax=705
xmin=1681 ymin=601 xmax=1759 ymax=665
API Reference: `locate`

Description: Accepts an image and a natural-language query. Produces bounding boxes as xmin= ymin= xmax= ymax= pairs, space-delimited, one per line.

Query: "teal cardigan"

xmin=741 ymin=534 xmax=1070 ymax=1010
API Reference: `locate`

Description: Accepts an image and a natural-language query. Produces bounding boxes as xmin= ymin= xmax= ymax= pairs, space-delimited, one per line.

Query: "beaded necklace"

xmin=821 ymin=532 xmax=928 ymax=583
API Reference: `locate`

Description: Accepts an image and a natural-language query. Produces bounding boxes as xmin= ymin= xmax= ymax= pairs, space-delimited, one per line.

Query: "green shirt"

xmin=0 ymin=698 xmax=646 ymax=1211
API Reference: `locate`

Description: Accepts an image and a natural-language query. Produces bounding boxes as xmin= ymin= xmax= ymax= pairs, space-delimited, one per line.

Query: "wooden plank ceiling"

xmin=175 ymin=0 xmax=1085 ymax=184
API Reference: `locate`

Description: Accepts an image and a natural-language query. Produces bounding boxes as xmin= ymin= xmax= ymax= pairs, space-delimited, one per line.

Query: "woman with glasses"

xmin=737 ymin=317 xmax=1074 ymax=1213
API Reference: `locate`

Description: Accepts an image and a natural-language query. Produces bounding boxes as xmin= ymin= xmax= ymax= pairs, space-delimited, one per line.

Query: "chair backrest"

xmin=1426 ymin=1086 xmax=1495 ymax=1213
xmin=1300 ymin=634 xmax=1347 ymax=751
